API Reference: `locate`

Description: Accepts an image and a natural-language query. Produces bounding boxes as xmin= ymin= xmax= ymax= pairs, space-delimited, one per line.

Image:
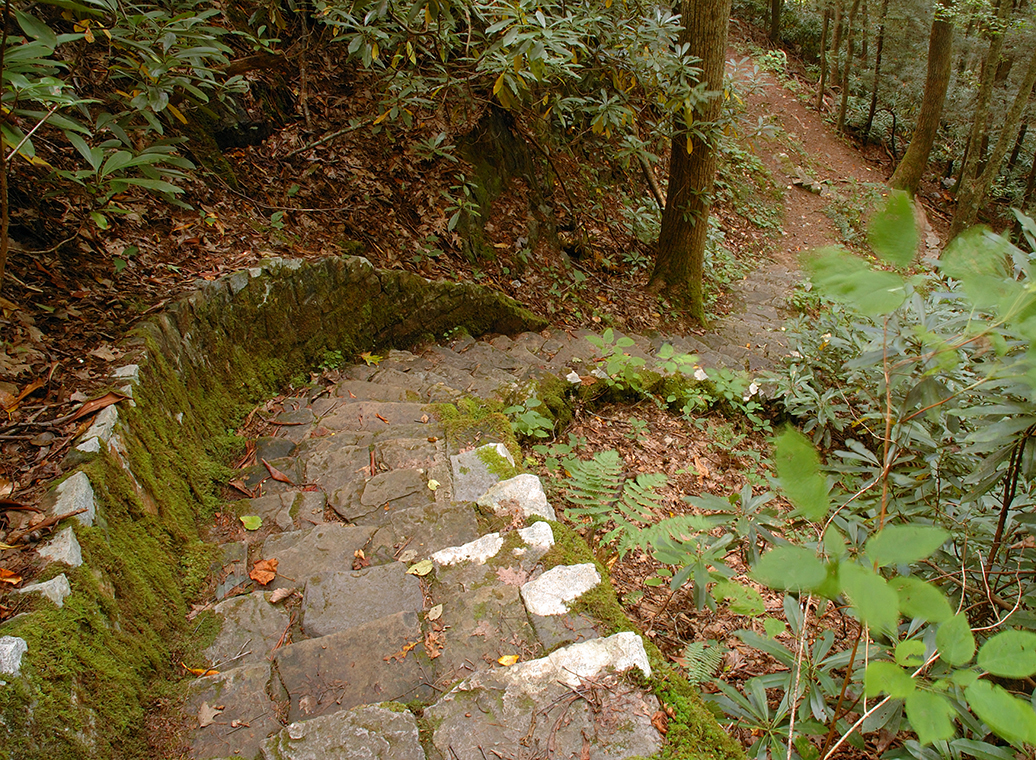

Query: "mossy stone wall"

xmin=0 ymin=254 xmax=545 ymax=759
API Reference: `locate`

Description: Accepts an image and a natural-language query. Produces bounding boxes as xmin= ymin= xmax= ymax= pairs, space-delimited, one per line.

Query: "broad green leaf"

xmin=936 ymin=613 xmax=975 ymax=666
xmin=773 ymin=427 xmax=829 ymax=520
xmin=14 ymin=9 xmax=58 ymax=48
xmin=101 ymin=149 xmax=134 ymax=177
xmin=947 ymin=669 xmax=979 ymax=688
xmin=406 ymin=559 xmax=433 ymax=576
xmin=865 ymin=660 xmax=916 ymax=698
xmin=763 ymin=618 xmax=786 ymax=638
xmin=752 ymin=546 xmax=827 ymax=591
xmin=950 ymin=738 xmax=1017 ymax=760
xmin=965 ymin=679 xmax=1036 ymax=747
xmin=940 ymin=228 xmax=1024 ymax=313
xmin=866 ymin=525 xmax=949 ymax=567
xmin=239 ymin=515 xmax=262 ymax=531
xmin=976 ymin=630 xmax=1036 ymax=678
xmin=895 ymin=639 xmax=927 ymax=667
xmin=905 ymin=690 xmax=956 ymax=746
xmin=889 ymin=576 xmax=953 ymax=623
xmin=840 ymin=563 xmax=899 ymax=636
xmin=714 ymin=580 xmax=765 ymax=616
xmin=806 ymin=247 xmax=907 ymax=316
xmin=868 ymin=190 xmax=917 ymax=267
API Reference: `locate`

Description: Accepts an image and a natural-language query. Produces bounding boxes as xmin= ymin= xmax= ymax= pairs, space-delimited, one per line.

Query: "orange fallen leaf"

xmin=249 ymin=558 xmax=278 ymax=586
xmin=497 ymin=654 xmax=519 ymax=666
xmin=375 ymin=413 xmax=389 ymax=424
xmin=181 ymin=661 xmax=219 ymax=677
xmin=383 ymin=640 xmax=419 ymax=663
xmin=227 ymin=480 xmax=256 ymax=498
xmin=0 ymin=568 xmax=22 ymax=586
xmin=651 ymin=710 xmax=669 ymax=735
xmin=1 ymin=376 xmax=46 ymax=414
xmin=262 ymin=459 xmax=294 ymax=485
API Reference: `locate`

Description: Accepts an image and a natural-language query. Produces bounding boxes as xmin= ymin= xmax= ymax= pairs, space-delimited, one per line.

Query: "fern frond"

xmin=678 ymin=640 xmax=726 ymax=685
xmin=632 ymin=513 xmax=719 ymax=553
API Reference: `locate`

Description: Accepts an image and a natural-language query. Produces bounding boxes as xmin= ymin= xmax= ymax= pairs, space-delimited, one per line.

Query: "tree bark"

xmin=889 ymin=1 xmax=954 ymax=194
xmin=836 ymin=0 xmax=861 ymax=133
xmin=862 ymin=0 xmax=889 ymax=143
xmin=1008 ymin=121 xmax=1027 ymax=171
xmin=817 ymin=4 xmax=832 ymax=110
xmin=948 ymin=0 xmax=1012 ymax=235
xmin=769 ymin=0 xmax=782 ymax=41
xmin=831 ymin=0 xmax=845 ymax=87
xmin=649 ymin=0 xmax=732 ymax=325
xmin=952 ymin=44 xmax=1036 ymax=235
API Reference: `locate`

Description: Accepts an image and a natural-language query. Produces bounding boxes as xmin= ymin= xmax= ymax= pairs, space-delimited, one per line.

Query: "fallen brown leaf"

xmin=383 ymin=640 xmax=419 ymax=663
xmin=0 ymin=568 xmax=22 ymax=586
xmin=268 ymin=587 xmax=293 ymax=604
xmin=197 ymin=702 xmax=223 ymax=728
xmin=261 ymin=458 xmax=294 ymax=485
xmin=249 ymin=558 xmax=278 ymax=586
xmin=651 ymin=710 xmax=669 ymax=735
xmin=69 ymin=391 xmax=127 ymax=423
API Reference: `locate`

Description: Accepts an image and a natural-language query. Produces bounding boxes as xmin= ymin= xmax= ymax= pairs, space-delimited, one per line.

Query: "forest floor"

xmin=1 ymin=20 xmax=953 ymax=758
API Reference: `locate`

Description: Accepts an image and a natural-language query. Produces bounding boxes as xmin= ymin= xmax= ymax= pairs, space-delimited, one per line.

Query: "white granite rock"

xmin=38 ymin=527 xmax=83 ymax=568
xmin=477 ymin=474 xmax=556 ymax=521
xmin=0 ymin=636 xmax=27 ymax=676
xmin=432 ymin=533 xmax=503 ymax=566
xmin=520 ymin=563 xmax=600 ymax=616
xmin=18 ymin=574 xmax=71 ymax=608
xmin=516 ymin=522 xmax=554 ymax=550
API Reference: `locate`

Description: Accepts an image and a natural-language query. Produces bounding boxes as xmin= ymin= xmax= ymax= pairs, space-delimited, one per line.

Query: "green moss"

xmin=476 ymin=445 xmax=520 ymax=481
xmin=431 ymin=399 xmax=522 ymax=464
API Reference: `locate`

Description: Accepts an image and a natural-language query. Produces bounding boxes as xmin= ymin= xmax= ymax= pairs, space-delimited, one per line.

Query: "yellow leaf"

xmin=497 ymin=655 xmax=519 ymax=666
xmin=166 ymin=103 xmax=187 ymax=124
xmin=686 ymin=136 xmax=693 ymax=155
xmin=84 ymin=26 xmax=95 ymax=43
xmin=182 ymin=662 xmax=219 ymax=677
xmin=427 ymin=479 xmax=440 ymax=491
xmin=493 ymin=72 xmax=506 ymax=96
xmin=373 ymin=111 xmax=390 ymax=125
xmin=371 ymin=42 xmax=379 ymax=60
xmin=427 ymin=604 xmax=443 ymax=621
xmin=407 ymin=559 xmax=434 ymax=576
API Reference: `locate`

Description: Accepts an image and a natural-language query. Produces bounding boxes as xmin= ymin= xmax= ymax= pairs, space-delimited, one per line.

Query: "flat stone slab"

xmin=262 ymin=523 xmax=377 ymax=591
xmin=361 ymin=469 xmax=432 ymax=508
xmin=427 ymin=633 xmax=659 ymax=760
xmin=301 ymin=563 xmax=422 ymax=638
xmin=320 ymin=402 xmax=433 ymax=432
xmin=259 ymin=703 xmax=425 ymax=760
xmin=188 ymin=663 xmax=281 ymax=760
xmin=303 ymin=446 xmax=371 ymax=494
xmin=375 ymin=437 xmax=441 ymax=471
xmin=450 ymin=443 xmax=513 ymax=503
xmin=273 ymin=611 xmax=429 ymax=722
xmin=367 ymin=501 xmax=480 ymax=561
xmin=477 ymin=474 xmax=556 ymax=521
xmin=520 ymin=563 xmax=601 ymax=616
xmin=204 ymin=591 xmax=290 ymax=669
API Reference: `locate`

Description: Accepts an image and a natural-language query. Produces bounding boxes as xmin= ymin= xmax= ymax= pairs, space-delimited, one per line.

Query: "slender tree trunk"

xmin=650 ymin=0 xmax=732 ymax=325
xmin=860 ymin=0 xmax=869 ymax=65
xmin=831 ymin=0 xmax=845 ymax=86
xmin=836 ymin=0 xmax=861 ymax=132
xmin=0 ymin=0 xmax=10 ymax=296
xmin=1008 ymin=122 xmax=1028 ymax=171
xmin=769 ymin=0 xmax=782 ymax=41
xmin=862 ymin=0 xmax=889 ymax=142
xmin=889 ymin=1 xmax=954 ymax=194
xmin=1024 ymin=147 xmax=1036 ymax=206
xmin=817 ymin=4 xmax=832 ymax=110
xmin=952 ymin=44 xmax=1036 ymax=235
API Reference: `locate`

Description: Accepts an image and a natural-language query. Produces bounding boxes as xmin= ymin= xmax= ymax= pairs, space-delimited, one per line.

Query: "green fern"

xmin=564 ymin=450 xmax=668 ymax=557
xmin=678 ymin=640 xmax=726 ymax=685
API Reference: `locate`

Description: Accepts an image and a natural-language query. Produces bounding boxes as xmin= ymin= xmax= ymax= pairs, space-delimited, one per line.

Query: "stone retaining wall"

xmin=0 ymin=255 xmax=546 ymax=759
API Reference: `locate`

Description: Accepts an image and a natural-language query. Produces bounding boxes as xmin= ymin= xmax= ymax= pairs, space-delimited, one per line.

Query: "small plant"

xmin=586 ymin=328 xmax=647 ymax=393
xmin=318 ymin=349 xmax=345 ymax=371
xmin=503 ymin=397 xmax=554 ymax=439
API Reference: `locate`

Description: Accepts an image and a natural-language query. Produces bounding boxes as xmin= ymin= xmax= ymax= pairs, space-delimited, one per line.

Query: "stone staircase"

xmin=187 ymin=319 xmax=792 ymax=759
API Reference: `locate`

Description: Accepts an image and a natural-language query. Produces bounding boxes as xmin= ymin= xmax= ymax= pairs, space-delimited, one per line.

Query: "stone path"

xmin=187 ymin=321 xmax=793 ymax=759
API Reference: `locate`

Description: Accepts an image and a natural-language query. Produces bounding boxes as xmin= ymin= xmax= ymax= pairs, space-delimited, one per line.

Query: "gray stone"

xmin=361 ymin=469 xmax=432 ymax=509
xmin=18 ymin=574 xmax=71 ymax=608
xmin=205 ymin=592 xmax=290 ymax=668
xmin=214 ymin=541 xmax=249 ymax=600
xmin=75 ymin=405 xmax=119 ymax=455
xmin=334 ymin=380 xmax=414 ymax=402
xmin=477 ymin=474 xmax=556 ymax=521
xmin=302 ymin=563 xmax=422 ymax=638
xmin=262 ymin=523 xmax=377 ymax=591
xmin=375 ymin=437 xmax=440 ymax=471
xmin=321 ymin=402 xmax=433 ymax=432
xmin=188 ymin=663 xmax=281 ymax=760
xmin=272 ymin=611 xmax=430 ymax=722
xmin=53 ymin=471 xmax=97 ymax=526
xmin=520 ymin=563 xmax=601 ymax=616
xmin=255 ymin=436 xmax=296 ymax=461
xmin=37 ymin=526 xmax=82 ymax=568
xmin=428 ymin=633 xmax=659 ymax=760
xmin=259 ymin=703 xmax=425 ymax=760
xmin=450 ymin=443 xmax=513 ymax=503
xmin=367 ymin=501 xmax=480 ymax=561
xmin=305 ymin=445 xmax=370 ymax=494
xmin=0 ymin=636 xmax=27 ymax=676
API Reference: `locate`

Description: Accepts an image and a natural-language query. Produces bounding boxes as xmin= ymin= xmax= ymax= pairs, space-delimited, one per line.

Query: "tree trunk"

xmin=769 ymin=0 xmax=782 ymax=41
xmin=817 ymin=5 xmax=832 ymax=110
xmin=1008 ymin=122 xmax=1028 ymax=171
xmin=1024 ymin=146 xmax=1036 ymax=207
xmin=649 ymin=0 xmax=732 ymax=325
xmin=862 ymin=0 xmax=889 ymax=143
xmin=952 ymin=44 xmax=1036 ymax=236
xmin=889 ymin=2 xmax=954 ymax=194
xmin=831 ymin=0 xmax=845 ymax=87
xmin=836 ymin=0 xmax=861 ymax=133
